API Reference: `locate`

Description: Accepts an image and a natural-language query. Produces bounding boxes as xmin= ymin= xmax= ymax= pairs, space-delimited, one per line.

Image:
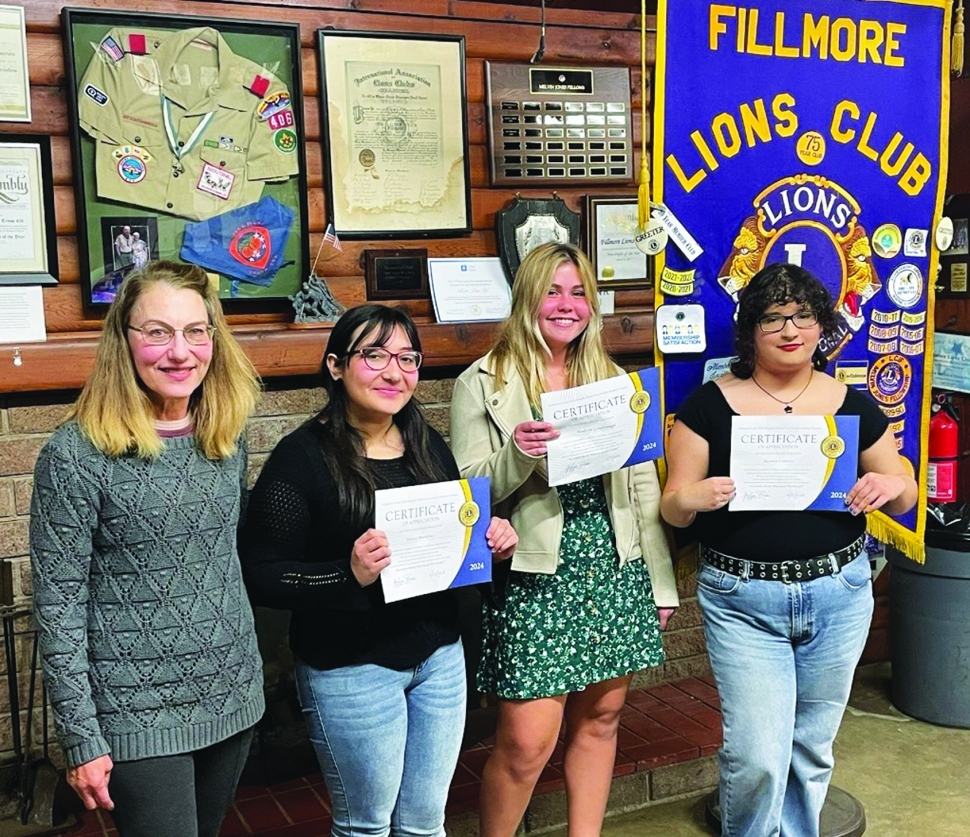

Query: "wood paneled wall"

xmin=3 ymin=0 xmax=659 ymax=393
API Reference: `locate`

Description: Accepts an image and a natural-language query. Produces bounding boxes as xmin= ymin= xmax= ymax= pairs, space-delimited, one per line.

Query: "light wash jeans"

xmin=294 ymin=640 xmax=466 ymax=837
xmin=697 ymin=553 xmax=873 ymax=837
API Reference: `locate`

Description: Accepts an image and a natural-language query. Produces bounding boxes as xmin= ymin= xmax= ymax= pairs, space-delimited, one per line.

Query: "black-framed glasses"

xmin=127 ymin=321 xmax=215 ymax=345
xmin=757 ymin=312 xmax=818 ymax=333
xmin=349 ymin=348 xmax=423 ymax=372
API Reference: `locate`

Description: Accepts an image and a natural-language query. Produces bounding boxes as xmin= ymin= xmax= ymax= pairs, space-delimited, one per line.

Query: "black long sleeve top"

xmin=239 ymin=421 xmax=462 ymax=671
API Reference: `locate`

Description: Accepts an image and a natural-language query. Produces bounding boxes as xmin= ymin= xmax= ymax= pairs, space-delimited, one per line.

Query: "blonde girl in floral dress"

xmin=450 ymin=242 xmax=679 ymax=837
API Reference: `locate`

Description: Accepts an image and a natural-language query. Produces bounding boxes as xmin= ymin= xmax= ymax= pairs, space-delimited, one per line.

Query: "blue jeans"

xmin=697 ymin=553 xmax=873 ymax=837
xmin=294 ymin=640 xmax=466 ymax=837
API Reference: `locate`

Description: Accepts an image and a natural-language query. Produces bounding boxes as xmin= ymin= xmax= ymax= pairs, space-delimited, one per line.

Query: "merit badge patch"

xmin=99 ymin=36 xmax=124 ymax=63
xmin=229 ymin=225 xmax=272 ymax=271
xmin=268 ymin=110 xmax=294 ymax=131
xmin=84 ymin=84 xmax=109 ymax=106
xmin=197 ymin=162 xmax=235 ymax=201
xmin=274 ymin=129 xmax=297 ymax=153
xmin=117 ymin=154 xmax=147 ymax=184
xmin=257 ymin=91 xmax=291 ymax=121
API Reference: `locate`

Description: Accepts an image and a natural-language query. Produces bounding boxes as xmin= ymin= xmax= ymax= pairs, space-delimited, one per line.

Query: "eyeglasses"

xmin=349 ymin=348 xmax=423 ymax=372
xmin=757 ymin=312 xmax=818 ymax=333
xmin=128 ymin=321 xmax=215 ymax=345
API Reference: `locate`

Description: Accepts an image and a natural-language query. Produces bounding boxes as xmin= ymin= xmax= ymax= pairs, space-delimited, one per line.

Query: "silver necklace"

xmin=750 ymin=369 xmax=813 ymax=414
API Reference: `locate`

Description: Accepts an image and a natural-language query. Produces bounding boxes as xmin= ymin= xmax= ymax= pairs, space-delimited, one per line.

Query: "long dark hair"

xmin=730 ymin=263 xmax=839 ymax=379
xmin=315 ymin=304 xmax=448 ymax=530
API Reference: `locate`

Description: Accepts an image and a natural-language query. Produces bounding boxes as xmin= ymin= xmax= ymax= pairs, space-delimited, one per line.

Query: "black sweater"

xmin=240 ymin=421 xmax=461 ymax=671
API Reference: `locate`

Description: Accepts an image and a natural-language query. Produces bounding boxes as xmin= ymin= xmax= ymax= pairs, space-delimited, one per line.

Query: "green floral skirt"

xmin=478 ymin=476 xmax=665 ymax=699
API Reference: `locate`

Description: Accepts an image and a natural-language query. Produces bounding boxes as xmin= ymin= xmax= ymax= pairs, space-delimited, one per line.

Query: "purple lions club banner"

xmin=654 ymin=0 xmax=951 ymax=561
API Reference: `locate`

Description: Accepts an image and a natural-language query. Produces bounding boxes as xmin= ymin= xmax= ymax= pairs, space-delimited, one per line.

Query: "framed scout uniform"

xmin=78 ymin=26 xmax=299 ymax=221
xmin=64 ymin=10 xmax=310 ymax=306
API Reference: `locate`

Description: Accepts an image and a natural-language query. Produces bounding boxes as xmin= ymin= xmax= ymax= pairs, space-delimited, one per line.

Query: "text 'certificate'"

xmin=542 ymin=367 xmax=663 ymax=487
xmin=376 ymin=476 xmax=491 ymax=602
xmin=729 ymin=415 xmax=860 ymax=512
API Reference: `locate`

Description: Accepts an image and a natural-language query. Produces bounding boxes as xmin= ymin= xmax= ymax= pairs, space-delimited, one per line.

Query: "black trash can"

xmin=887 ymin=524 xmax=970 ymax=728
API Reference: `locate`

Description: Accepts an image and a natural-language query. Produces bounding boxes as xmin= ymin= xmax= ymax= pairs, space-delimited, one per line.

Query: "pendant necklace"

xmin=751 ymin=369 xmax=813 ymax=414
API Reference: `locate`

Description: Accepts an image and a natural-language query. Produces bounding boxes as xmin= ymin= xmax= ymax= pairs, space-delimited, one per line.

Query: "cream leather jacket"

xmin=449 ymin=353 xmax=679 ymax=608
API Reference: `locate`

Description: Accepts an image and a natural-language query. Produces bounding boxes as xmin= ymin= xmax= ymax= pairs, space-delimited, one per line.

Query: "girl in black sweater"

xmin=241 ymin=305 xmax=516 ymax=837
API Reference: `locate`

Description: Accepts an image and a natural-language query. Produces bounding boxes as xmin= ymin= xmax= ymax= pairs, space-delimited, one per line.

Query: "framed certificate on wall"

xmin=0 ymin=135 xmax=58 ymax=285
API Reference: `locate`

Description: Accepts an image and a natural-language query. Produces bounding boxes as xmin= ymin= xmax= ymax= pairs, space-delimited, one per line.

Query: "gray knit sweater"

xmin=29 ymin=421 xmax=264 ymax=768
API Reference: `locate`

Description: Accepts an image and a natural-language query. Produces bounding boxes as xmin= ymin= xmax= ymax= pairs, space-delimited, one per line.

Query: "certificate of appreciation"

xmin=542 ymin=367 xmax=663 ymax=487
xmin=376 ymin=476 xmax=491 ymax=603
xmin=729 ymin=415 xmax=860 ymax=512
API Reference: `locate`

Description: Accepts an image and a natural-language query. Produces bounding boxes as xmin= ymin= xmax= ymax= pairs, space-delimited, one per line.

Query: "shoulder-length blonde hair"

xmin=490 ymin=242 xmax=615 ymax=406
xmin=70 ymin=261 xmax=260 ymax=459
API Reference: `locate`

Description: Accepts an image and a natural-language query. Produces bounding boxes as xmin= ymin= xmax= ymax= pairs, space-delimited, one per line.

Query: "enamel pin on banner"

xmin=653 ymin=0 xmax=951 ymax=561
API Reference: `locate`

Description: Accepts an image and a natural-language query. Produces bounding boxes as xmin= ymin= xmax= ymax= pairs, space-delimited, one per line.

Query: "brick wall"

xmin=0 ymin=374 xmax=711 ymax=763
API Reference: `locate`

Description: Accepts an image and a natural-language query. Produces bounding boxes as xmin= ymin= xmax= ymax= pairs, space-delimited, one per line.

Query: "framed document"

xmin=0 ymin=5 xmax=30 ymax=122
xmin=63 ymin=9 xmax=310 ymax=306
xmin=0 ymin=136 xmax=58 ymax=285
xmin=583 ymin=195 xmax=652 ymax=290
xmin=317 ymin=30 xmax=472 ymax=239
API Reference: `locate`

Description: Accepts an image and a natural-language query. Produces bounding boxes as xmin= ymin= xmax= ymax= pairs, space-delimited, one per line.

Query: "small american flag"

xmin=322 ymin=223 xmax=343 ymax=251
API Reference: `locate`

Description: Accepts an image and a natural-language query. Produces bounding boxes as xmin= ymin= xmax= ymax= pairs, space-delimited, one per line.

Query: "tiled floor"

xmin=71 ymin=676 xmax=722 ymax=837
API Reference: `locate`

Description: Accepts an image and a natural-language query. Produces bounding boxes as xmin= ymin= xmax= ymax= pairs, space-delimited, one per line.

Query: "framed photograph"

xmin=363 ymin=248 xmax=429 ymax=300
xmin=0 ymin=135 xmax=58 ymax=285
xmin=583 ymin=195 xmax=652 ymax=290
xmin=317 ymin=30 xmax=472 ymax=239
xmin=63 ymin=9 xmax=310 ymax=306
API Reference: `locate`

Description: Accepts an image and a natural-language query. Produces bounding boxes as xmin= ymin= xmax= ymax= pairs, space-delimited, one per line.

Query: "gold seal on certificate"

xmin=459 ymin=501 xmax=480 ymax=527
xmin=630 ymin=390 xmax=651 ymax=414
xmin=821 ymin=435 xmax=846 ymax=459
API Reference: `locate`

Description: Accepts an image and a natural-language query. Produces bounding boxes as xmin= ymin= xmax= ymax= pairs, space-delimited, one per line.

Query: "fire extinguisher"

xmin=928 ymin=393 xmax=959 ymax=502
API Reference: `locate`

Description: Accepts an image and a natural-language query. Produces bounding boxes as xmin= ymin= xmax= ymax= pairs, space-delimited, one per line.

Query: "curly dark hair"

xmin=730 ymin=263 xmax=838 ymax=379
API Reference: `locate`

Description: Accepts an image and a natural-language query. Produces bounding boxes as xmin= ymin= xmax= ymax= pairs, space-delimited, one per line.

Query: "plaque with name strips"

xmin=485 ymin=62 xmax=634 ymax=187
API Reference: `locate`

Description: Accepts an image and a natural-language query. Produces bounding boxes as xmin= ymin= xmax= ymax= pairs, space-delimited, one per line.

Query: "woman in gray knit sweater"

xmin=29 ymin=262 xmax=264 ymax=837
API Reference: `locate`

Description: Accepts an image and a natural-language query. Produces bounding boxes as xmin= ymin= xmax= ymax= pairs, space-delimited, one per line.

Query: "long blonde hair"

xmin=70 ymin=261 xmax=260 ymax=459
xmin=491 ymin=242 xmax=615 ymax=406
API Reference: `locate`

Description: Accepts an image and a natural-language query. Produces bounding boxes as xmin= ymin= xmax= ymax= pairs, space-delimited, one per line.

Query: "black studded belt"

xmin=701 ymin=536 xmax=865 ymax=584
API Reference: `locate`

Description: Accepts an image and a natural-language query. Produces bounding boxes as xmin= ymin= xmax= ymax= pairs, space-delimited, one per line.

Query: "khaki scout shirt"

xmin=78 ymin=27 xmax=299 ymax=221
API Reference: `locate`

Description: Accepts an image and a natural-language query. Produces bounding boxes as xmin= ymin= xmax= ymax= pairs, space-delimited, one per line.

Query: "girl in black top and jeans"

xmin=661 ymin=264 xmax=917 ymax=837
xmin=241 ymin=305 xmax=516 ymax=837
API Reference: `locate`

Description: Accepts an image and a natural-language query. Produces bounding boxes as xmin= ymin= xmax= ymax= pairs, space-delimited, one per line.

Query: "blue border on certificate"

xmin=806 ymin=415 xmax=860 ymax=512
xmin=621 ymin=366 xmax=664 ymax=468
xmin=447 ymin=476 xmax=492 ymax=589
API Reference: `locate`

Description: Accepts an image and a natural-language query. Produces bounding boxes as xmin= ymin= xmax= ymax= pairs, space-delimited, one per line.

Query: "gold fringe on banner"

xmin=954 ymin=0 xmax=965 ymax=76
xmin=868 ymin=514 xmax=926 ymax=564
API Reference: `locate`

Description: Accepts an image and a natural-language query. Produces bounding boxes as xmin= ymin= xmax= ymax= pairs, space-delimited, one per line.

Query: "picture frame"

xmin=317 ymin=30 xmax=472 ymax=239
xmin=63 ymin=9 xmax=310 ymax=307
xmin=0 ymin=135 xmax=58 ymax=285
xmin=583 ymin=195 xmax=652 ymax=290
xmin=363 ymin=248 xmax=430 ymax=300
xmin=0 ymin=5 xmax=31 ymax=122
